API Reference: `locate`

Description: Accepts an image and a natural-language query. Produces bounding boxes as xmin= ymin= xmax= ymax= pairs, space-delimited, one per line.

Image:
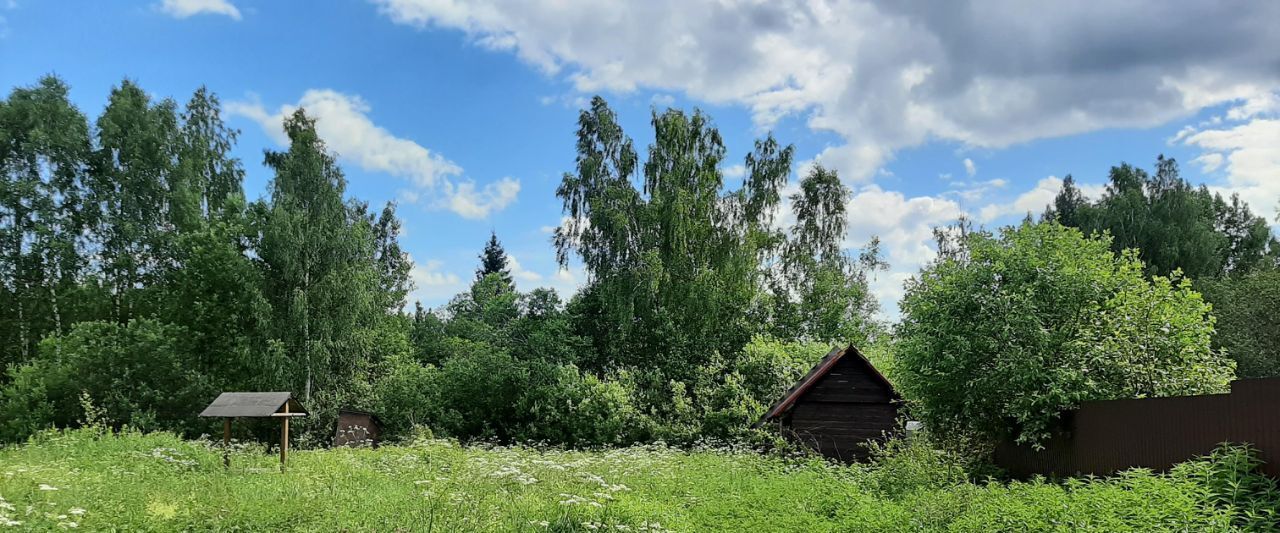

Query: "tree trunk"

xmin=16 ymin=283 xmax=28 ymax=360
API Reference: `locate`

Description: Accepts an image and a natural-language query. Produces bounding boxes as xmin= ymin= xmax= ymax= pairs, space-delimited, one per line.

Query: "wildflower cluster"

xmin=141 ymin=447 xmax=199 ymax=470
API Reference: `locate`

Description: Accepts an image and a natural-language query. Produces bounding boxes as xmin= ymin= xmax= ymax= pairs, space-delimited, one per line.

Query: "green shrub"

xmin=0 ymin=319 xmax=211 ymax=442
xmin=864 ymin=434 xmax=969 ymax=498
xmin=1170 ymin=444 xmax=1280 ymax=530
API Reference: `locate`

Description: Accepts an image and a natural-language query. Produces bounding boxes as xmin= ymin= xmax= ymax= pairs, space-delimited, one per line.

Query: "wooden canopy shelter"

xmin=199 ymin=392 xmax=307 ymax=471
xmin=756 ymin=344 xmax=901 ymax=462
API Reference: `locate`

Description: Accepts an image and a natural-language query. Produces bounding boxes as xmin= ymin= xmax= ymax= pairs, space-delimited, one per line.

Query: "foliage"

xmin=0 ymin=76 xmax=413 ymax=444
xmin=863 ymin=433 xmax=972 ymax=499
xmin=1045 ymin=157 xmax=1278 ymax=279
xmin=1169 ymin=444 xmax=1280 ymax=530
xmin=476 ymin=231 xmax=514 ymax=289
xmin=1198 ymin=270 xmax=1280 ymax=378
xmin=0 ymin=429 xmax=1272 ymax=531
xmin=896 ymin=221 xmax=1234 ymax=450
xmin=553 ymin=97 xmax=792 ymax=380
xmin=769 ymin=164 xmax=886 ymax=346
xmin=0 ymin=320 xmax=211 ymax=441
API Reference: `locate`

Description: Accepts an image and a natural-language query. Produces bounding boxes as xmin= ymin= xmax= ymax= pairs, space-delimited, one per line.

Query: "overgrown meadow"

xmin=2 ymin=428 xmax=1276 ymax=532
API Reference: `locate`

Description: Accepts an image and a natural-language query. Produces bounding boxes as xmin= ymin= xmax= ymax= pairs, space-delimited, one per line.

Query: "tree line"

xmin=0 ymin=80 xmax=881 ymax=444
xmin=2 ymin=76 xmax=1277 ymax=453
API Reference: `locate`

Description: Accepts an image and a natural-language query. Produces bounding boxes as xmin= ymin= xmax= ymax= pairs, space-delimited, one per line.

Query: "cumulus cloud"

xmin=157 ymin=0 xmax=241 ymax=20
xmin=1180 ymin=115 xmax=1280 ymax=223
xmin=842 ymin=186 xmax=965 ymax=317
xmin=407 ymin=258 xmax=465 ymax=306
xmin=978 ymin=176 xmax=1106 ymax=223
xmin=722 ymin=163 xmax=747 ymax=179
xmin=228 ymin=90 xmax=519 ymax=219
xmin=374 ymin=0 xmax=1280 ymax=182
xmin=963 ymin=158 xmax=976 ymax=177
xmin=506 ymin=254 xmax=544 ymax=283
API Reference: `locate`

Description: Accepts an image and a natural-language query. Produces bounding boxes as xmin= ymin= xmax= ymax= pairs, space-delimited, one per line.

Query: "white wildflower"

xmin=68 ymin=508 xmax=85 ymax=516
xmin=38 ymin=484 xmax=58 ymax=491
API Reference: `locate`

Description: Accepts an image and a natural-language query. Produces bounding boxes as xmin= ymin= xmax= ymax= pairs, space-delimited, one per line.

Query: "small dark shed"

xmin=333 ymin=409 xmax=383 ymax=448
xmin=756 ymin=344 xmax=900 ymax=461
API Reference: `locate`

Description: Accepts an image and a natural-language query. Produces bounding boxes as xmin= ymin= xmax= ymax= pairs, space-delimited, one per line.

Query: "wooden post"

xmin=280 ymin=403 xmax=289 ymax=473
xmin=223 ymin=418 xmax=231 ymax=469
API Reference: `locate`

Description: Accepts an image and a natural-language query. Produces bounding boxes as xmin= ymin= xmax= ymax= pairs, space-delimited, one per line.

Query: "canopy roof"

xmin=199 ymin=392 xmax=308 ymax=418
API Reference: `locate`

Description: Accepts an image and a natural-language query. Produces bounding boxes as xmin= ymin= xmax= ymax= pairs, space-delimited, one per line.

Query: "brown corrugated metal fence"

xmin=996 ymin=377 xmax=1280 ymax=477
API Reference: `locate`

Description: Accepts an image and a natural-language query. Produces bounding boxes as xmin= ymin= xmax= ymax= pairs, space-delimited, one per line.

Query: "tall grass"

xmin=0 ymin=429 xmax=1272 ymax=531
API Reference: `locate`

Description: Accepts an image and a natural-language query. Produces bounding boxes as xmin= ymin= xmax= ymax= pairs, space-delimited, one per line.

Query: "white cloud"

xmin=843 ymin=186 xmax=965 ymax=318
xmin=374 ymin=0 xmax=1280 ymax=182
xmin=1193 ymin=152 xmax=1225 ymax=174
xmin=722 ymin=163 xmax=747 ymax=179
xmin=228 ymin=90 xmax=519 ymax=219
xmin=408 ymin=258 xmax=465 ymax=306
xmin=1181 ymin=116 xmax=1280 ymax=223
xmin=963 ymin=158 xmax=976 ymax=177
xmin=445 ymin=178 xmax=520 ymax=219
xmin=651 ymin=93 xmax=676 ymax=107
xmin=978 ymin=176 xmax=1106 ymax=223
xmin=506 ymin=254 xmax=543 ymax=283
xmin=157 ymin=0 xmax=241 ymax=20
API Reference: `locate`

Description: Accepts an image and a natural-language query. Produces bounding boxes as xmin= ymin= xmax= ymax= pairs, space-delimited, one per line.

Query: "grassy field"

xmin=0 ymin=428 xmax=1268 ymax=532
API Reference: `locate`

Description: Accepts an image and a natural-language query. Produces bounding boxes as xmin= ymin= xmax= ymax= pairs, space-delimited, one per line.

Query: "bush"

xmin=1199 ymin=270 xmax=1280 ymax=378
xmin=864 ymin=434 xmax=970 ymax=499
xmin=896 ymin=221 xmax=1234 ymax=450
xmin=372 ymin=341 xmax=653 ymax=446
xmin=0 ymin=319 xmax=211 ymax=442
xmin=1170 ymin=444 xmax=1280 ymax=530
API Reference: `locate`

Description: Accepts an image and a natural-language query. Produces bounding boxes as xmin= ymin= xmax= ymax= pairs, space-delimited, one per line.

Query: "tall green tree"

xmin=172 ymin=86 xmax=244 ymax=229
xmin=771 ymin=164 xmax=884 ymax=345
xmin=0 ymin=76 xmax=92 ymax=370
xmin=89 ymin=80 xmax=181 ymax=322
xmin=554 ymin=96 xmax=792 ymax=378
xmin=1199 ymin=270 xmax=1280 ymax=378
xmin=369 ymin=202 xmax=412 ymax=312
xmin=476 ymin=231 xmax=513 ymax=289
xmin=257 ymin=109 xmax=385 ymax=411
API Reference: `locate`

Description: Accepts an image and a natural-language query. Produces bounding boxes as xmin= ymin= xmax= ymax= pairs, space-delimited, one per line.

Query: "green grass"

xmin=0 ymin=428 xmax=1255 ymax=531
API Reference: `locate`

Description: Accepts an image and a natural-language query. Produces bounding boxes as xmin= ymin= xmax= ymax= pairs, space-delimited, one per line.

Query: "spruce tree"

xmin=476 ymin=231 xmax=513 ymax=289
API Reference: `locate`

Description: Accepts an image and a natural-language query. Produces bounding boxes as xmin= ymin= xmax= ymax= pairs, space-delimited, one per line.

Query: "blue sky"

xmin=3 ymin=0 xmax=1278 ymax=318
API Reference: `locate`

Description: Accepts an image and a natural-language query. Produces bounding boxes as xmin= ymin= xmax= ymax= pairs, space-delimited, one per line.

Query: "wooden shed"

xmin=755 ymin=344 xmax=901 ymax=462
xmin=333 ymin=409 xmax=383 ymax=448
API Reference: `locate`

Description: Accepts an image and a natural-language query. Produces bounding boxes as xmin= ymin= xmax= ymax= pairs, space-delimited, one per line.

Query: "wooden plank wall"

xmin=786 ymin=356 xmax=899 ymax=461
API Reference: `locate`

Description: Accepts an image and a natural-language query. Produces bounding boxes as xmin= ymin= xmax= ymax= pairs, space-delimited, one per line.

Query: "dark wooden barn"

xmin=333 ymin=409 xmax=383 ymax=448
xmin=756 ymin=344 xmax=901 ymax=461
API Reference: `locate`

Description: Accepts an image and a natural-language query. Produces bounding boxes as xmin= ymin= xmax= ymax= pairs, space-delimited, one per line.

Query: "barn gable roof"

xmin=199 ymin=392 xmax=308 ymax=418
xmin=754 ymin=344 xmax=898 ymax=427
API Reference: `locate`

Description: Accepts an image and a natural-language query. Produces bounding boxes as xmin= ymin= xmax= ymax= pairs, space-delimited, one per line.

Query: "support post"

xmin=223 ymin=418 xmax=231 ymax=468
xmin=280 ymin=404 xmax=289 ymax=473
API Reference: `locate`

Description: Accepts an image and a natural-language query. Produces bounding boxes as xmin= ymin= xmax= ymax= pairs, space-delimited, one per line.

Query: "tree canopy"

xmin=896 ymin=221 xmax=1234 ymax=450
xmin=1045 ymin=156 xmax=1278 ymax=280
